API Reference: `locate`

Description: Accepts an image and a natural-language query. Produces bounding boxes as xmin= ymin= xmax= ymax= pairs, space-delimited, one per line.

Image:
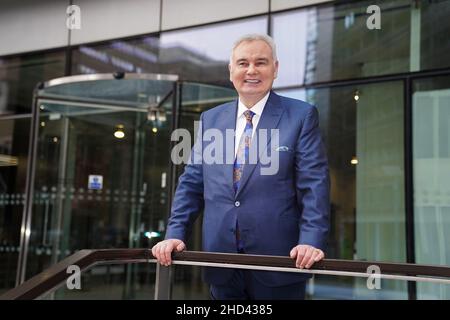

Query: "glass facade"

xmin=419 ymin=0 xmax=450 ymax=71
xmin=1 ymin=0 xmax=449 ymax=299
xmin=171 ymin=83 xmax=237 ymax=299
xmin=0 ymin=115 xmax=31 ymax=293
xmin=159 ymin=16 xmax=267 ymax=87
xmin=0 ymin=52 xmax=66 ymax=115
xmin=71 ymin=36 xmax=161 ymax=75
xmin=277 ymin=80 xmax=406 ymax=299
xmin=273 ymin=0 xmax=411 ymax=86
xmin=413 ymin=75 xmax=450 ymax=300
xmin=42 ymin=263 xmax=155 ymax=300
xmin=21 ymin=77 xmax=177 ymax=299
xmin=0 ymin=51 xmax=65 ymax=294
xmin=71 ymin=16 xmax=268 ymax=88
xmin=272 ymin=0 xmax=450 ymax=87
xmin=10 ymin=78 xmax=235 ymax=300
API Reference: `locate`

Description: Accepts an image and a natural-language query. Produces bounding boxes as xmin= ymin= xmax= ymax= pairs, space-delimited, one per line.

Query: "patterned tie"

xmin=233 ymin=110 xmax=255 ymax=192
xmin=233 ymin=110 xmax=255 ymax=253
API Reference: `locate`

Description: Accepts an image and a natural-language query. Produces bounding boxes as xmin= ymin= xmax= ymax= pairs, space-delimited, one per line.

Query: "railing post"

xmin=154 ymin=264 xmax=173 ymax=300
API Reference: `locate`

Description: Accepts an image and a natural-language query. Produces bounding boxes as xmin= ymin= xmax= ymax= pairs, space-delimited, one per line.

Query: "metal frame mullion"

xmin=16 ymin=84 xmax=43 ymax=286
xmin=404 ymin=76 xmax=417 ymax=300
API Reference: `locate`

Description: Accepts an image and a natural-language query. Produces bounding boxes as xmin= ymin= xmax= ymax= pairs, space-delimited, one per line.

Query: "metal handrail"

xmin=1 ymin=249 xmax=449 ymax=300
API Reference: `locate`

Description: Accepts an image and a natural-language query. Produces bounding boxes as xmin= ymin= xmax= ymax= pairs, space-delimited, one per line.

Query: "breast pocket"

xmin=262 ymin=146 xmax=294 ymax=180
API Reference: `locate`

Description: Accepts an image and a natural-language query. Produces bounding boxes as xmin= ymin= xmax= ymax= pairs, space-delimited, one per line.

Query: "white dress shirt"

xmin=234 ymin=91 xmax=270 ymax=158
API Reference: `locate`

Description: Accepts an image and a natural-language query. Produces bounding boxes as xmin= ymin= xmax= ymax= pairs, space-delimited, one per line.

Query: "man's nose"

xmin=246 ymin=64 xmax=257 ymax=74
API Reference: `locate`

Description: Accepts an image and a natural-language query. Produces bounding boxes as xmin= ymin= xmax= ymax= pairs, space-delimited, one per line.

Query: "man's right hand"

xmin=151 ymin=239 xmax=186 ymax=266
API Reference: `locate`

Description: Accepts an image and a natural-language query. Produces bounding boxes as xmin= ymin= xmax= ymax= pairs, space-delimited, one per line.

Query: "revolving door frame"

xmin=16 ymin=73 xmax=181 ymax=296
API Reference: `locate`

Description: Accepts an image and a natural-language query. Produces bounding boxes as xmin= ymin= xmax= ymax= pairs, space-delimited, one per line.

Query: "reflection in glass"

xmin=171 ymin=82 xmax=236 ymax=300
xmin=159 ymin=17 xmax=268 ymax=86
xmin=0 ymin=52 xmax=66 ymax=115
xmin=18 ymin=78 xmax=238 ymax=300
xmin=413 ymin=75 xmax=450 ymax=300
xmin=25 ymin=78 xmax=175 ymax=299
xmin=43 ymin=78 xmax=175 ymax=106
xmin=419 ymin=1 xmax=450 ymax=71
xmin=71 ymin=36 xmax=161 ymax=75
xmin=277 ymin=81 xmax=406 ymax=299
xmin=272 ymin=9 xmax=309 ymax=87
xmin=41 ymin=263 xmax=155 ymax=300
xmin=0 ymin=116 xmax=31 ymax=293
xmin=306 ymin=274 xmax=409 ymax=300
xmin=272 ymin=0 xmax=411 ymax=85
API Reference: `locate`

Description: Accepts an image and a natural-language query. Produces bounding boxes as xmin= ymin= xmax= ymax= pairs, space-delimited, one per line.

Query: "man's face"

xmin=229 ymin=40 xmax=279 ymax=102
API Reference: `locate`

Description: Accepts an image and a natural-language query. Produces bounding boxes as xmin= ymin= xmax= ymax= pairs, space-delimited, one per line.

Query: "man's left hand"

xmin=290 ymin=245 xmax=325 ymax=269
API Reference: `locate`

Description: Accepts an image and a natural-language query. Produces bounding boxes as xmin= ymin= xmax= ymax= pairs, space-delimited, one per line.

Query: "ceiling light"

xmin=0 ymin=154 xmax=19 ymax=166
xmin=114 ymin=124 xmax=125 ymax=139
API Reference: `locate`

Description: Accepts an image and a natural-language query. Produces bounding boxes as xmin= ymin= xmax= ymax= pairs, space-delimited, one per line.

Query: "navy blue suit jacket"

xmin=165 ymin=91 xmax=330 ymax=287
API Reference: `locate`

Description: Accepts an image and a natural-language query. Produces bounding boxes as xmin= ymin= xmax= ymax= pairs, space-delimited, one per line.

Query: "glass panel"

xmin=272 ymin=0 xmax=450 ymax=87
xmin=172 ymin=265 xmax=208 ymax=299
xmin=20 ymin=78 xmax=235 ymax=299
xmin=40 ymin=262 xmax=446 ymax=300
xmin=276 ymin=80 xmax=406 ymax=299
xmin=419 ymin=1 xmax=450 ymax=71
xmin=172 ymin=264 xmax=433 ymax=300
xmin=42 ymin=78 xmax=174 ymax=107
xmin=170 ymin=82 xmax=236 ymax=300
xmin=25 ymin=78 xmax=174 ymax=299
xmin=71 ymin=36 xmax=161 ymax=75
xmin=40 ymin=263 xmax=156 ymax=300
xmin=0 ymin=50 xmax=64 ymax=293
xmin=176 ymin=82 xmax=236 ymax=183
xmin=272 ymin=9 xmax=310 ymax=87
xmin=272 ymin=0 xmax=411 ymax=86
xmin=159 ymin=17 xmax=268 ymax=87
xmin=0 ymin=51 xmax=65 ymax=115
xmin=71 ymin=16 xmax=268 ymax=88
xmin=412 ymin=75 xmax=450 ymax=300
xmin=0 ymin=116 xmax=31 ymax=293
xmin=306 ymin=274 xmax=410 ymax=300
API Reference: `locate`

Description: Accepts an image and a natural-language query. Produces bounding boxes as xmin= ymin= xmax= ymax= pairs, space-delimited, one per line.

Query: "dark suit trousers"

xmin=210 ymin=269 xmax=306 ymax=300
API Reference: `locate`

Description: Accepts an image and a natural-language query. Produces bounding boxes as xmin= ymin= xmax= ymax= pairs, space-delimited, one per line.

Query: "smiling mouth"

xmin=244 ymin=79 xmax=261 ymax=84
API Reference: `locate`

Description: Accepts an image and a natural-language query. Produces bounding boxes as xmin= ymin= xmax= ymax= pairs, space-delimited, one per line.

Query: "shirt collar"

xmin=237 ymin=91 xmax=270 ymax=118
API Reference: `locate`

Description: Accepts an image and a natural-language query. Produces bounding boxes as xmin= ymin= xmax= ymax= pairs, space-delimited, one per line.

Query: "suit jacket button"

xmin=234 ymin=201 xmax=240 ymax=207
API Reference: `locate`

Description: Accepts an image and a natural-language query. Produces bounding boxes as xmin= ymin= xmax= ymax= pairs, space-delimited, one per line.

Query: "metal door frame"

xmin=16 ymin=73 xmax=179 ymax=287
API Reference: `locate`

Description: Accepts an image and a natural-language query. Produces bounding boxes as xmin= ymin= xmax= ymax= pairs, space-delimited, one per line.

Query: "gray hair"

xmin=229 ymin=33 xmax=278 ymax=63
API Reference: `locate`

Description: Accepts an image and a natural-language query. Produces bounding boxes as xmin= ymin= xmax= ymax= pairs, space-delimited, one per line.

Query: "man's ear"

xmin=228 ymin=63 xmax=233 ymax=82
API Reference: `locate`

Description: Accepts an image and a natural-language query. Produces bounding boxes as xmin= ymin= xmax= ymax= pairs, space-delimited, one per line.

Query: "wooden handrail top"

xmin=1 ymin=249 xmax=449 ymax=300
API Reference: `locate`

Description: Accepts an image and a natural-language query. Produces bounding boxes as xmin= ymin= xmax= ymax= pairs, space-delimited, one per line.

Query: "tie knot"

xmin=243 ymin=110 xmax=255 ymax=123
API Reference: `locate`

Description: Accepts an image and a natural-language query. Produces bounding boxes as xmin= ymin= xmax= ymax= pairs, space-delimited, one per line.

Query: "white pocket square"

xmin=275 ymin=146 xmax=290 ymax=152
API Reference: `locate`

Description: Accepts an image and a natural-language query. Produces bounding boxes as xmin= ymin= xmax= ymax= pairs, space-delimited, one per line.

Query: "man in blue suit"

xmin=152 ymin=34 xmax=330 ymax=299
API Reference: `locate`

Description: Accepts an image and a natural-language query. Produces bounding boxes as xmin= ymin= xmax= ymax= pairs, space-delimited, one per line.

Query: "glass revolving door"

xmin=16 ymin=73 xmax=236 ymax=299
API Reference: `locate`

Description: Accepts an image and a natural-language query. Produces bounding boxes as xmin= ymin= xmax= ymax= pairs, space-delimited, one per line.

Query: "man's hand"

xmin=290 ymin=245 xmax=324 ymax=269
xmin=151 ymin=239 xmax=186 ymax=266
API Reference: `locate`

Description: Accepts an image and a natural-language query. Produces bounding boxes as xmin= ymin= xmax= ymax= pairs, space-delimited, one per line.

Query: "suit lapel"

xmin=235 ymin=91 xmax=284 ymax=198
xmin=214 ymin=99 xmax=238 ymax=196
